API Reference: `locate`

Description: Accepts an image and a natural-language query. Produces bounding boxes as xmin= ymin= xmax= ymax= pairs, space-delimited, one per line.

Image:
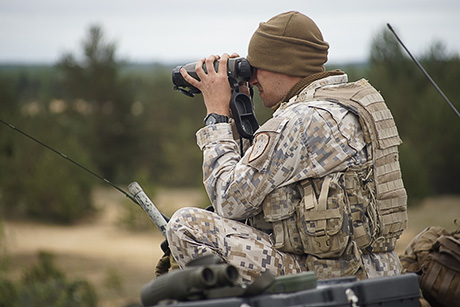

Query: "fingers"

xmin=180 ymin=65 xmax=200 ymax=88
xmin=180 ymin=53 xmax=236 ymax=89
xmin=195 ymin=56 xmax=209 ymax=81
xmin=218 ymin=53 xmax=229 ymax=76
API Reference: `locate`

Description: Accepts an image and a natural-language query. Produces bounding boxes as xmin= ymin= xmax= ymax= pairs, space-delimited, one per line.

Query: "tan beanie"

xmin=247 ymin=11 xmax=329 ymax=77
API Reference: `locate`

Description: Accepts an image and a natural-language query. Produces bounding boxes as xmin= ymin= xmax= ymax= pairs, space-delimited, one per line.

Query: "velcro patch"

xmin=248 ymin=132 xmax=270 ymax=162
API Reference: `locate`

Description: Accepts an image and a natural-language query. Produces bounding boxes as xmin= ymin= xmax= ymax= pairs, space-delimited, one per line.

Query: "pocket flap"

xmin=262 ymin=185 xmax=300 ymax=222
xmin=303 ymin=207 xmax=344 ymax=236
xmin=305 ymin=208 xmax=341 ymax=221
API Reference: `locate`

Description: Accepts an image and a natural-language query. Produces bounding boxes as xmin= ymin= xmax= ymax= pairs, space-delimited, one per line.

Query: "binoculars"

xmin=172 ymin=57 xmax=253 ymax=97
xmin=171 ymin=57 xmax=258 ymax=142
xmin=141 ymin=263 xmax=240 ymax=306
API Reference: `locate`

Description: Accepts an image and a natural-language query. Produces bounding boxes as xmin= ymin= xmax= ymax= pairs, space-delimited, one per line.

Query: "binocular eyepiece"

xmin=140 ymin=263 xmax=240 ymax=306
xmin=172 ymin=57 xmax=253 ymax=97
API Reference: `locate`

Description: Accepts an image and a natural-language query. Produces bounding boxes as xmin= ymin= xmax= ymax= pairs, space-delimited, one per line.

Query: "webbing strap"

xmin=313 ymin=176 xmax=334 ymax=252
xmin=316 ymin=176 xmax=333 ymax=236
xmin=423 ymin=261 xmax=442 ymax=290
xmin=302 ymin=182 xmax=317 ymax=210
xmin=438 ymin=236 xmax=460 ymax=266
xmin=439 ymin=269 xmax=455 ymax=298
xmin=455 ymin=279 xmax=460 ymax=305
xmin=318 ymin=176 xmax=332 ymax=211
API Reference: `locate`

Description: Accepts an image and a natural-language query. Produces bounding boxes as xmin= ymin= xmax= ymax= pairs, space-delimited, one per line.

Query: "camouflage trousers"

xmin=166 ymin=207 xmax=402 ymax=282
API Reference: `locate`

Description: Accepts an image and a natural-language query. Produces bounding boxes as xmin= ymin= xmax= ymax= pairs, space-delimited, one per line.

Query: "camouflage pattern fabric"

xmin=167 ymin=207 xmax=401 ymax=282
xmin=167 ymin=207 xmax=308 ymax=282
xmin=167 ymin=74 xmax=402 ymax=281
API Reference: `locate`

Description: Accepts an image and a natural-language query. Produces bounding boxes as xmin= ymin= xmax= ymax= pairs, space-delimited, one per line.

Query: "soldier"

xmin=166 ymin=11 xmax=408 ymax=282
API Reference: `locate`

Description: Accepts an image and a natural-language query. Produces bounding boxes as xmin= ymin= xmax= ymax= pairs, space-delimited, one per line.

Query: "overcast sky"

xmin=1 ymin=0 xmax=459 ymax=65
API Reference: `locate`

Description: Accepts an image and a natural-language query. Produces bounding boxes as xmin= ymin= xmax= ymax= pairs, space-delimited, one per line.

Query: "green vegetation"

xmin=366 ymin=30 xmax=460 ymax=198
xmin=0 ymin=25 xmax=459 ymax=225
xmin=0 ymin=250 xmax=98 ymax=307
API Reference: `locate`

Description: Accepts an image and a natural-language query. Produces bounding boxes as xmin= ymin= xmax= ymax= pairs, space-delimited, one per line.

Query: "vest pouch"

xmin=343 ymin=168 xmax=374 ymax=250
xmin=369 ymin=144 xmax=408 ymax=252
xmin=297 ymin=174 xmax=350 ymax=258
xmin=370 ymin=184 xmax=408 ymax=252
xmin=262 ymin=185 xmax=304 ymax=254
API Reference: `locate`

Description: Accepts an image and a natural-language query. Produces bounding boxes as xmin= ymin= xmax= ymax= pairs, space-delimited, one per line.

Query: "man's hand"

xmin=180 ymin=53 xmax=239 ymax=117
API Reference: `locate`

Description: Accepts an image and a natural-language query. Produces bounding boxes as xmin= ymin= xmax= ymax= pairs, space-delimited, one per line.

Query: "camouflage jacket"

xmin=196 ymin=74 xmax=367 ymax=220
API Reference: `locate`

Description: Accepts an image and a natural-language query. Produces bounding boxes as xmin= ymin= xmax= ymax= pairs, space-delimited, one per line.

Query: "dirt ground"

xmin=3 ymin=187 xmax=207 ymax=307
xmin=3 ymin=188 xmax=459 ymax=306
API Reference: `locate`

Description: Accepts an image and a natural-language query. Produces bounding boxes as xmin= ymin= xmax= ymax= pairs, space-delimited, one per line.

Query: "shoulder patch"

xmin=248 ymin=132 xmax=270 ymax=162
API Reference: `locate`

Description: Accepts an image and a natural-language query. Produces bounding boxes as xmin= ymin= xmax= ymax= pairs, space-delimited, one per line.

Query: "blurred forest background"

xmin=1 ymin=25 xmax=460 ymax=223
xmin=0 ymin=24 xmax=459 ymax=305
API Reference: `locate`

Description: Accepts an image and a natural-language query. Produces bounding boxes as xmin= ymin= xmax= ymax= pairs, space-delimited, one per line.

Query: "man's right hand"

xmin=180 ymin=53 xmax=233 ymax=117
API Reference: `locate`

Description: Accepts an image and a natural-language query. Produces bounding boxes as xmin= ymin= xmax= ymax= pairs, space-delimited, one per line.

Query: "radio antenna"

xmin=387 ymin=23 xmax=460 ymax=119
xmin=0 ymin=118 xmax=170 ymax=234
xmin=0 ymin=118 xmax=139 ymax=205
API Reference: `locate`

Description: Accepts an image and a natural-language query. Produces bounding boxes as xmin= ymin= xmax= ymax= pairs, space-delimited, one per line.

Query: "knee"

xmin=166 ymin=207 xmax=205 ymax=240
xmin=167 ymin=207 xmax=192 ymax=231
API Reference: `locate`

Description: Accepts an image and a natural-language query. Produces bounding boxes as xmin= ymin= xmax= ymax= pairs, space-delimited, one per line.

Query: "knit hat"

xmin=247 ymin=11 xmax=329 ymax=77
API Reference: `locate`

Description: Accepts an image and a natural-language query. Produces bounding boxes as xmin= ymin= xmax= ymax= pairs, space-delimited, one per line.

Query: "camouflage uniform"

xmin=167 ymin=74 xmax=406 ymax=282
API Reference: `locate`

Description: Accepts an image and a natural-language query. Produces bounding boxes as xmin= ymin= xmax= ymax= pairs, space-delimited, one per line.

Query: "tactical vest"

xmin=255 ymin=78 xmax=408 ymax=279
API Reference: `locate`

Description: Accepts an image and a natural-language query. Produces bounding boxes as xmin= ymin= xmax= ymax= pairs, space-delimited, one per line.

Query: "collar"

xmin=271 ymin=70 xmax=345 ymax=111
xmin=274 ymin=73 xmax=349 ymax=113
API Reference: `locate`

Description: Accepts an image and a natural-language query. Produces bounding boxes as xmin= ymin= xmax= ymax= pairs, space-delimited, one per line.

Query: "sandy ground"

xmin=3 ymin=187 xmax=207 ymax=307
xmin=3 ymin=188 xmax=459 ymax=306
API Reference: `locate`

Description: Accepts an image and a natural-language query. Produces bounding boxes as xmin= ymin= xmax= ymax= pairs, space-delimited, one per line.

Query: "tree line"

xmin=0 ymin=25 xmax=459 ymax=224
